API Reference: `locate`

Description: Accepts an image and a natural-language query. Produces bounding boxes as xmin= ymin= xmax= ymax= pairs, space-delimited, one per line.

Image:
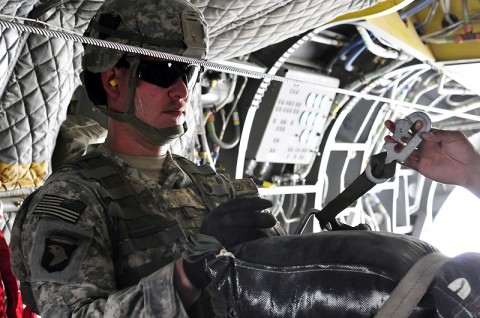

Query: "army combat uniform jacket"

xmin=10 ymin=144 xmax=259 ymax=317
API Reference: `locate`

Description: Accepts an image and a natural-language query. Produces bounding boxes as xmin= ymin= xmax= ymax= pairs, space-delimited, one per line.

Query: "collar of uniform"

xmin=96 ymin=143 xmax=131 ymax=169
xmin=158 ymin=152 xmax=193 ymax=189
xmin=96 ymin=143 xmax=193 ymax=189
xmin=94 ymin=143 xmax=162 ymax=187
xmin=107 ymin=151 xmax=166 ymax=180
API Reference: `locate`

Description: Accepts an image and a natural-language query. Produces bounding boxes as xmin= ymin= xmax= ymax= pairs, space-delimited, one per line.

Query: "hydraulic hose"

xmin=399 ymin=0 xmax=435 ymax=20
xmin=206 ymin=112 xmax=241 ymax=149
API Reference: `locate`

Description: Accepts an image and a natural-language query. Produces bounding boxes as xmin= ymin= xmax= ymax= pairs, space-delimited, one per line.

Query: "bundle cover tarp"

xmin=0 ymin=0 xmax=380 ymax=194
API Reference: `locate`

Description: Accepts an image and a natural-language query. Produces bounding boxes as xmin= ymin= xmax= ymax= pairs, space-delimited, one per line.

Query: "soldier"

xmin=10 ymin=0 xmax=277 ymax=317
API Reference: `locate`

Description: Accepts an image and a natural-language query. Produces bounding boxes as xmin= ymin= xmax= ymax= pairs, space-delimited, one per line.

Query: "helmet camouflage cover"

xmin=83 ymin=0 xmax=208 ymax=73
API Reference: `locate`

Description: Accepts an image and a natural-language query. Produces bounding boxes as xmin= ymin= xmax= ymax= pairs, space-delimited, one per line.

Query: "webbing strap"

xmin=73 ymin=152 xmax=151 ymax=215
xmin=117 ymin=223 xmax=185 ymax=257
xmin=374 ymin=252 xmax=449 ymax=318
xmin=315 ymin=152 xmax=396 ymax=230
xmin=173 ymin=154 xmax=233 ymax=211
xmin=77 ymin=163 xmax=117 ymax=179
xmin=315 ymin=171 xmax=376 ymax=229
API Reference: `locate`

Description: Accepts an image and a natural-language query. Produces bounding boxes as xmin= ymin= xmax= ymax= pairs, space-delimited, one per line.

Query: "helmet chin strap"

xmin=102 ymin=54 xmax=189 ymax=145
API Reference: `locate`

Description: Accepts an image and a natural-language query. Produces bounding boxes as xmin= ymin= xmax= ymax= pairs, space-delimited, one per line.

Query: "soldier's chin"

xmin=146 ymin=125 xmax=186 ymax=145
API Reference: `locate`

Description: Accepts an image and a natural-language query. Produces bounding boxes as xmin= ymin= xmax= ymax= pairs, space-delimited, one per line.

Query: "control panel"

xmin=253 ymin=68 xmax=339 ymax=164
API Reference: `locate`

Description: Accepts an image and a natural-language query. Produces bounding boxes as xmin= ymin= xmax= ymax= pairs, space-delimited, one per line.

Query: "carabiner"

xmin=366 ymin=111 xmax=431 ymax=183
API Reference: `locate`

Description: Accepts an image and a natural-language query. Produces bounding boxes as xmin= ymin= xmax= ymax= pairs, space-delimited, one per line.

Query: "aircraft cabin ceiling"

xmin=1 ymin=0 xmax=479 ymax=249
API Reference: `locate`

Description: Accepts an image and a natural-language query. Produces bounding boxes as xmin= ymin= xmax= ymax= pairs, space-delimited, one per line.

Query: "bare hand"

xmin=384 ymin=120 xmax=480 ymax=192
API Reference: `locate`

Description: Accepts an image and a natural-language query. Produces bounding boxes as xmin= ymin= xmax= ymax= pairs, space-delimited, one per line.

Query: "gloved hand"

xmin=200 ymin=197 xmax=276 ymax=249
xmin=183 ymin=197 xmax=276 ymax=289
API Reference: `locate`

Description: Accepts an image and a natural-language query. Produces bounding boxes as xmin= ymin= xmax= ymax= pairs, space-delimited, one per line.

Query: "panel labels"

xmin=255 ymin=69 xmax=339 ymax=164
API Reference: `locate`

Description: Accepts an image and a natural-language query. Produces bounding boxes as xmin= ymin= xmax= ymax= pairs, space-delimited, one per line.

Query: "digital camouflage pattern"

xmin=83 ymin=0 xmax=208 ymax=73
xmin=10 ymin=144 xmax=259 ymax=317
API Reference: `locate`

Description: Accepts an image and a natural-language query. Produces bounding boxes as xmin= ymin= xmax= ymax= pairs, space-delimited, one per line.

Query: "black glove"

xmin=200 ymin=197 xmax=276 ymax=249
xmin=183 ymin=197 xmax=276 ymax=289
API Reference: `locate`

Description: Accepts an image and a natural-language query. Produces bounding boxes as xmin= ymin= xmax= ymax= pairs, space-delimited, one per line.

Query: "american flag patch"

xmin=33 ymin=194 xmax=86 ymax=223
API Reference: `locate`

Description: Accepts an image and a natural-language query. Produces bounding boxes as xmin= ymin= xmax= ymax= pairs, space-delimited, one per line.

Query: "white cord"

xmin=0 ymin=16 xmax=474 ymax=119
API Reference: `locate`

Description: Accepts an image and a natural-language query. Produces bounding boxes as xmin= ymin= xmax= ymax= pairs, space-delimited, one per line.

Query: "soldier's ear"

xmin=101 ymin=69 xmax=120 ymax=98
xmin=108 ymin=79 xmax=118 ymax=87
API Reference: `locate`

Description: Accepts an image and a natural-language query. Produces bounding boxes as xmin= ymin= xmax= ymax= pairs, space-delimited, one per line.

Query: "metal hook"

xmin=366 ymin=111 xmax=431 ymax=183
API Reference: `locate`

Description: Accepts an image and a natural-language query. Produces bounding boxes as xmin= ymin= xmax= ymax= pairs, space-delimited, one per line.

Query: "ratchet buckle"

xmin=366 ymin=111 xmax=431 ymax=183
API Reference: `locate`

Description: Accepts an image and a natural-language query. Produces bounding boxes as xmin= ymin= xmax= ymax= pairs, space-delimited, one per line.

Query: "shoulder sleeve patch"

xmin=30 ymin=218 xmax=93 ymax=284
xmin=42 ymin=237 xmax=78 ymax=272
xmin=33 ymin=194 xmax=86 ymax=223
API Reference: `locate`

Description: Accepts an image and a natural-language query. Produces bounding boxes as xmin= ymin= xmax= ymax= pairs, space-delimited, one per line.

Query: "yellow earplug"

xmin=109 ymin=79 xmax=118 ymax=87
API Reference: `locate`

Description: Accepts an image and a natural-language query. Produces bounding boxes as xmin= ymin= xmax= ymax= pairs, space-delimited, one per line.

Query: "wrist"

xmin=463 ymin=156 xmax=480 ymax=198
xmin=174 ymin=259 xmax=201 ymax=308
xmin=465 ymin=169 xmax=480 ymax=199
xmin=182 ymin=256 xmax=214 ymax=290
xmin=175 ymin=259 xmax=197 ymax=290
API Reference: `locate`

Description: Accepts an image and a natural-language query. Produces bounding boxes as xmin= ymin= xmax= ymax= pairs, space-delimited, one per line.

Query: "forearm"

xmin=174 ymin=258 xmax=201 ymax=308
xmin=34 ymin=262 xmax=189 ymax=317
xmin=464 ymin=160 xmax=480 ymax=199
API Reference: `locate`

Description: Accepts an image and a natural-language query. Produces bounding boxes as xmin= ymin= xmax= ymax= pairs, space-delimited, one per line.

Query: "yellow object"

xmin=262 ymin=181 xmax=275 ymax=188
xmin=365 ymin=13 xmax=435 ymax=62
xmin=0 ymin=161 xmax=47 ymax=191
xmin=333 ymin=0 xmax=415 ymax=22
xmin=412 ymin=0 xmax=480 ymax=61
xmin=109 ymin=79 xmax=118 ymax=87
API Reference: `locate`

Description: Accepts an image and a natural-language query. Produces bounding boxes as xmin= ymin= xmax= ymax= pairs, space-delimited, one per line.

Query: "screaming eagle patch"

xmin=41 ymin=237 xmax=78 ymax=272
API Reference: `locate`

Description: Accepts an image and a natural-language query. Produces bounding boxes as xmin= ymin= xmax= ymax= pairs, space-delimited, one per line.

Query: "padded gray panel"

xmin=0 ymin=0 xmax=379 ymax=193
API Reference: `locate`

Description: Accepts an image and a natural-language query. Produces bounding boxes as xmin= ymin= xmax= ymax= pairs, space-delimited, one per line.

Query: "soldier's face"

xmin=110 ymin=59 xmax=192 ymax=130
xmin=133 ymin=70 xmax=190 ymax=130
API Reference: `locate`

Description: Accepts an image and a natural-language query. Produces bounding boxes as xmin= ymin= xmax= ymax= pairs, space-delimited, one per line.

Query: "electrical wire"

xmin=325 ymin=37 xmax=363 ymax=74
xmin=399 ymin=0 xmax=435 ymax=20
xmin=344 ymin=44 xmax=367 ymax=71
xmin=0 ymin=16 xmax=447 ymax=116
xmin=205 ymin=77 xmax=247 ymax=150
xmin=439 ymin=0 xmax=454 ymax=25
xmin=416 ymin=0 xmax=439 ymax=31
xmin=421 ymin=12 xmax=480 ymax=43
xmin=205 ymin=112 xmax=240 ymax=149
xmin=356 ymin=26 xmax=403 ymax=60
xmin=339 ymin=37 xmax=364 ymax=61
xmin=223 ymin=76 xmax=247 ymax=132
xmin=199 ymin=131 xmax=215 ymax=169
xmin=463 ymin=0 xmax=470 ymax=24
xmin=446 ymin=95 xmax=480 ymax=107
xmin=362 ymin=197 xmax=380 ymax=231
xmin=365 ymin=193 xmax=391 ymax=231
xmin=412 ymin=83 xmax=439 ymax=104
xmin=214 ymin=74 xmax=238 ymax=111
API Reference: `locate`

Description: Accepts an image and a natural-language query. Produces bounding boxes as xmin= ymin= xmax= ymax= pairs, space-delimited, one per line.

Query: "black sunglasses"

xmin=137 ymin=61 xmax=201 ymax=90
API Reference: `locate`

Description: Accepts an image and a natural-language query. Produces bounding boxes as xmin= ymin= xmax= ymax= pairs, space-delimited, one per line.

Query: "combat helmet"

xmin=82 ymin=0 xmax=208 ymax=144
xmin=83 ymin=0 xmax=208 ymax=73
